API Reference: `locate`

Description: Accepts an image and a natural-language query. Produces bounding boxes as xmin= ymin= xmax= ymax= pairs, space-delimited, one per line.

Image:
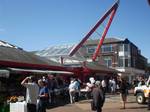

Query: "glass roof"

xmin=36 ymin=44 xmax=75 ymax=57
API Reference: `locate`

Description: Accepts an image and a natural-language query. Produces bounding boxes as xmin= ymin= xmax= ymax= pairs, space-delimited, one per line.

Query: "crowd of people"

xmin=82 ymin=77 xmax=128 ymax=111
xmin=21 ymin=74 xmax=130 ymax=112
xmin=21 ymin=74 xmax=68 ymax=112
xmin=132 ymin=76 xmax=149 ymax=87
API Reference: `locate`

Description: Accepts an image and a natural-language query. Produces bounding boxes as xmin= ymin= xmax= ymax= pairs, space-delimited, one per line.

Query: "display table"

xmin=10 ymin=101 xmax=27 ymax=112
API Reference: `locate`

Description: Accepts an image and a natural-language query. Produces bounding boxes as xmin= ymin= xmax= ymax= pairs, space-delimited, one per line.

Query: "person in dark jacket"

xmin=91 ymin=81 xmax=105 ymax=112
xmin=119 ymin=77 xmax=128 ymax=109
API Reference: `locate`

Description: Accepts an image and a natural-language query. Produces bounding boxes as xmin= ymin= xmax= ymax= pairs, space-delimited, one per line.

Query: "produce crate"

xmin=10 ymin=101 xmax=27 ymax=112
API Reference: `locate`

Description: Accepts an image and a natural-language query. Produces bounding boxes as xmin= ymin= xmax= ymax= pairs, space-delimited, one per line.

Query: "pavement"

xmin=47 ymin=94 xmax=150 ymax=112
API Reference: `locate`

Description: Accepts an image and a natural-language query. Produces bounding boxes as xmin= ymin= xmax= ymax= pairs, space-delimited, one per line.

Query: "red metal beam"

xmin=69 ymin=0 xmax=119 ymax=56
xmin=92 ymin=7 xmax=117 ymax=61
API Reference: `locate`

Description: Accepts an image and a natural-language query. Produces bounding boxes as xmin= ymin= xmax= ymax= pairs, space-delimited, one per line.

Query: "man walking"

xmin=21 ymin=76 xmax=39 ymax=112
xmin=91 ymin=81 xmax=105 ymax=112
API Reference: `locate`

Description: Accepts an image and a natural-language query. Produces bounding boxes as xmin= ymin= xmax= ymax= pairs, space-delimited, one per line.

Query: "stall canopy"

xmin=0 ymin=45 xmax=74 ymax=73
xmin=0 ymin=41 xmax=119 ymax=76
xmin=83 ymin=62 xmax=119 ymax=74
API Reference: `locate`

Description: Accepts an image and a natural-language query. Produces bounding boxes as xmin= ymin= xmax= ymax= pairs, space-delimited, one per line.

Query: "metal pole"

xmin=69 ymin=1 xmax=119 ymax=56
xmin=92 ymin=8 xmax=117 ymax=61
xmin=60 ymin=56 xmax=64 ymax=65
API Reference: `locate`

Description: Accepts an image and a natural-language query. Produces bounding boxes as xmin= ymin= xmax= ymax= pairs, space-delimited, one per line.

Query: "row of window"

xmin=119 ymin=44 xmax=129 ymax=52
xmin=103 ymin=56 xmax=131 ymax=67
xmin=87 ymin=44 xmax=113 ymax=54
xmin=87 ymin=44 xmax=129 ymax=54
xmin=86 ymin=44 xmax=131 ymax=68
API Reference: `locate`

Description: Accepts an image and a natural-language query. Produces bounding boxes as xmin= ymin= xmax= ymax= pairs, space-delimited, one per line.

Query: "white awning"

xmin=8 ymin=68 xmax=74 ymax=75
xmin=116 ymin=67 xmax=145 ymax=75
xmin=0 ymin=69 xmax=10 ymax=78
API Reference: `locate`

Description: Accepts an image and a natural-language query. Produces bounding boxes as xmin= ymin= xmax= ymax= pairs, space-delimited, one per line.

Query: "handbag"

xmin=91 ymin=100 xmax=96 ymax=111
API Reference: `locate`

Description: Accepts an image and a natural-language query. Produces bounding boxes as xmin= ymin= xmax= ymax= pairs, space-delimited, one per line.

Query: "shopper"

xmin=111 ymin=78 xmax=116 ymax=94
xmin=68 ymin=78 xmax=76 ymax=104
xmin=21 ymin=76 xmax=39 ymax=112
xmin=101 ymin=79 xmax=107 ymax=93
xmin=119 ymin=77 xmax=128 ymax=109
xmin=74 ymin=78 xmax=80 ymax=102
xmin=38 ymin=79 xmax=49 ymax=112
xmin=47 ymin=74 xmax=58 ymax=105
xmin=91 ymin=81 xmax=105 ymax=112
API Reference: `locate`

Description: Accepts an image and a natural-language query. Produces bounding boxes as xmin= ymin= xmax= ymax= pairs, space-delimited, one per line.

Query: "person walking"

xmin=68 ymin=78 xmax=76 ymax=104
xmin=74 ymin=78 xmax=80 ymax=102
xmin=91 ymin=81 xmax=105 ymax=112
xmin=47 ymin=74 xmax=58 ymax=105
xmin=111 ymin=78 xmax=116 ymax=94
xmin=119 ymin=77 xmax=128 ymax=109
xmin=101 ymin=79 xmax=107 ymax=93
xmin=21 ymin=76 xmax=39 ymax=112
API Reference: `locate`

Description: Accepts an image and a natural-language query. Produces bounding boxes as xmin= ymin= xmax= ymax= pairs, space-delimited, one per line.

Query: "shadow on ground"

xmin=127 ymin=106 xmax=147 ymax=109
xmin=47 ymin=95 xmax=88 ymax=109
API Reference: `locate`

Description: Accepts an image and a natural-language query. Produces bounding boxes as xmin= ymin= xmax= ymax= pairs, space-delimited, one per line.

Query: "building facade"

xmin=36 ymin=38 xmax=148 ymax=82
xmin=83 ymin=38 xmax=147 ymax=81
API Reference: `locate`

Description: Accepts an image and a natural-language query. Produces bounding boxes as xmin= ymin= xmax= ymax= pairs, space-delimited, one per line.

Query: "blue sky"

xmin=0 ymin=0 xmax=150 ymax=62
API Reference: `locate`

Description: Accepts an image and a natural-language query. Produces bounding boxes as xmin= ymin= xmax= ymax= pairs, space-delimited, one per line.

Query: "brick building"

xmin=83 ymin=38 xmax=147 ymax=81
xmin=36 ymin=38 xmax=148 ymax=82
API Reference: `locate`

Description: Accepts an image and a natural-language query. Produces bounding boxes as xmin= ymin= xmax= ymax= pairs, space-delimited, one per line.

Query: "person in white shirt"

xmin=101 ymin=79 xmax=107 ymax=93
xmin=68 ymin=79 xmax=76 ymax=104
xmin=74 ymin=79 xmax=80 ymax=102
xmin=109 ymin=79 xmax=113 ymax=93
xmin=21 ymin=76 xmax=39 ymax=112
xmin=111 ymin=79 xmax=116 ymax=94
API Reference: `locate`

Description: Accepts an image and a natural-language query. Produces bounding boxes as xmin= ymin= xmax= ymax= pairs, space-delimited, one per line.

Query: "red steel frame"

xmin=69 ymin=0 xmax=119 ymax=61
xmin=92 ymin=7 xmax=117 ymax=61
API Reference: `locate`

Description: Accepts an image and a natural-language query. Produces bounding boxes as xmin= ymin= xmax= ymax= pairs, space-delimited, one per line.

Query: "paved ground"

xmin=47 ymin=94 xmax=149 ymax=112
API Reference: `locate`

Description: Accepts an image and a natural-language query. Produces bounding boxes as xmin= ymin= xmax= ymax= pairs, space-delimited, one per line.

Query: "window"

xmin=119 ymin=44 xmax=129 ymax=52
xmin=128 ymin=58 xmax=131 ymax=67
xmin=125 ymin=59 xmax=129 ymax=67
xmin=124 ymin=44 xmax=129 ymax=52
xmin=133 ymin=58 xmax=136 ymax=67
xmin=119 ymin=44 xmax=123 ymax=51
xmin=87 ymin=46 xmax=96 ymax=54
xmin=104 ymin=57 xmax=112 ymax=67
xmin=118 ymin=56 xmax=124 ymax=67
xmin=101 ymin=44 xmax=113 ymax=53
xmin=118 ymin=56 xmax=131 ymax=67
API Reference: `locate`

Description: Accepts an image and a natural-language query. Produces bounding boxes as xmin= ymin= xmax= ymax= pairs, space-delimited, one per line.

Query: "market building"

xmin=84 ymin=38 xmax=147 ymax=82
xmin=0 ymin=40 xmax=74 ymax=104
xmin=0 ymin=40 xmax=118 ymax=97
xmin=36 ymin=38 xmax=148 ymax=82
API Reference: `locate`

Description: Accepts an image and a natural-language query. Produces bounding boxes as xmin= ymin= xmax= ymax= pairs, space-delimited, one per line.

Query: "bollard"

xmin=148 ymin=92 xmax=150 ymax=110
